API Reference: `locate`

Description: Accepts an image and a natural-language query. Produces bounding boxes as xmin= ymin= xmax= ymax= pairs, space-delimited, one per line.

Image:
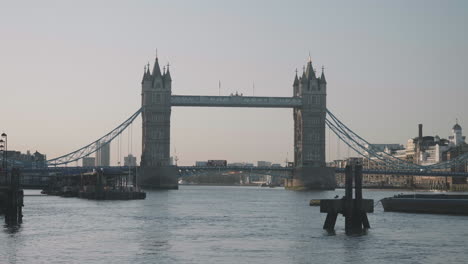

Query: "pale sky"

xmin=1 ymin=0 xmax=467 ymax=166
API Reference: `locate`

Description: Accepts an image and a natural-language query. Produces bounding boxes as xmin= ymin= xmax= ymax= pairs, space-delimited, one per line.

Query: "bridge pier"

xmin=285 ymin=167 xmax=336 ymax=190
xmin=139 ymin=166 xmax=178 ymax=189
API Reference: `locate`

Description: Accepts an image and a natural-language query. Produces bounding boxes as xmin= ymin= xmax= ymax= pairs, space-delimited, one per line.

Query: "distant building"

xmin=449 ymin=122 xmax=466 ymax=147
xmin=329 ymin=160 xmax=347 ymax=168
xmin=407 ymin=123 xmax=466 ymax=165
xmin=196 ymin=161 xmax=208 ymax=167
xmin=271 ymin=163 xmax=282 ymax=168
xmin=82 ymin=157 xmax=95 ymax=167
xmin=207 ymin=160 xmax=227 ymax=167
xmin=96 ymin=142 xmax=110 ymax=166
xmin=257 ymin=161 xmax=272 ymax=167
xmin=1 ymin=150 xmax=46 ymax=168
xmin=364 ymin=143 xmax=404 ymax=157
xmin=124 ymin=154 xmax=137 ymax=166
xmin=228 ymin=162 xmax=253 ymax=167
xmin=362 ymin=122 xmax=468 ymax=188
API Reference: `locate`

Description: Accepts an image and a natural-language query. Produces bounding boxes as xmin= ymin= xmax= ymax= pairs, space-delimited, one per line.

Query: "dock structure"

xmin=42 ymin=167 xmax=145 ymax=200
xmin=0 ymin=168 xmax=24 ymax=225
xmin=320 ymin=161 xmax=373 ymax=234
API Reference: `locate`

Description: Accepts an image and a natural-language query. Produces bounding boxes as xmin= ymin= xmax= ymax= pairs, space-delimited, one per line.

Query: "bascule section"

xmin=286 ymin=59 xmax=336 ymax=190
xmin=140 ymin=56 xmax=178 ymax=189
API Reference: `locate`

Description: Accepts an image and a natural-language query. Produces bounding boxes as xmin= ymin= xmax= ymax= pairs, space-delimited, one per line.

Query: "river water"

xmin=1 ymin=186 xmax=468 ymax=264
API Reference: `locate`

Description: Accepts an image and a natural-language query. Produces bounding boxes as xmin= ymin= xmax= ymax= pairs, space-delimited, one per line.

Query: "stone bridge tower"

xmin=286 ymin=57 xmax=335 ymax=190
xmin=140 ymin=56 xmax=178 ymax=189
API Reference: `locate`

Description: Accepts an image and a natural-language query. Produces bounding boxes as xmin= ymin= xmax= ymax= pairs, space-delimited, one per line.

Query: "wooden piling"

xmin=323 ymin=212 xmax=338 ymax=230
xmin=320 ymin=162 xmax=373 ymax=235
xmin=1 ymin=168 xmax=24 ymax=225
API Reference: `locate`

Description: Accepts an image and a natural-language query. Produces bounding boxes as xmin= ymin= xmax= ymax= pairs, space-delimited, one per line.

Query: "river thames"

xmin=1 ymin=186 xmax=468 ymax=264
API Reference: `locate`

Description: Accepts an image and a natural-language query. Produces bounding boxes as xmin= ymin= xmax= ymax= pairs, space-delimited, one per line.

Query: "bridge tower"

xmin=139 ymin=56 xmax=178 ymax=189
xmin=286 ymin=57 xmax=335 ymax=190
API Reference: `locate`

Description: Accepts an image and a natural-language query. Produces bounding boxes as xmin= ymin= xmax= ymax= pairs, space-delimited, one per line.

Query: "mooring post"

xmin=320 ymin=160 xmax=373 ymax=234
xmin=322 ymin=165 xmax=353 ymax=230
xmin=355 ymin=165 xmax=370 ymax=229
xmin=348 ymin=164 xmax=362 ymax=233
xmin=344 ymin=165 xmax=353 ymax=200
xmin=5 ymin=168 xmax=23 ymax=225
xmin=355 ymin=165 xmax=362 ymax=201
xmin=96 ymin=170 xmax=104 ymax=199
xmin=344 ymin=165 xmax=354 ymax=233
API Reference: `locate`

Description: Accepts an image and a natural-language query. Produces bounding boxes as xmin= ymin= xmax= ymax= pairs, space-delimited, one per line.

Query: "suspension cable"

xmin=326 ymin=109 xmax=468 ymax=171
xmin=46 ymin=108 xmax=142 ymax=166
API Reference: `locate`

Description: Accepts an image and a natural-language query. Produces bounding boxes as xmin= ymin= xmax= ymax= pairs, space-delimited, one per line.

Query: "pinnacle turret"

xmin=152 ymin=56 xmax=162 ymax=77
xmin=141 ymin=65 xmax=147 ymax=83
xmin=320 ymin=66 xmax=327 ymax=84
xmin=141 ymin=64 xmax=152 ymax=83
xmin=164 ymin=63 xmax=172 ymax=82
xmin=305 ymin=60 xmax=316 ymax=80
xmin=301 ymin=66 xmax=307 ymax=83
xmin=293 ymin=70 xmax=299 ymax=86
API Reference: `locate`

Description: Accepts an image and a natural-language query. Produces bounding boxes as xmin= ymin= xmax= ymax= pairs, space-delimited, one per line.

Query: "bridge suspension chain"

xmin=327 ymin=115 xmax=421 ymax=170
xmin=46 ymin=108 xmax=142 ymax=166
xmin=327 ymin=109 xmax=421 ymax=169
xmin=325 ymin=118 xmax=416 ymax=170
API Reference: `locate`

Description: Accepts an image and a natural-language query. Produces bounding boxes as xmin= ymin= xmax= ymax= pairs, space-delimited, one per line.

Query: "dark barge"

xmin=382 ymin=194 xmax=468 ymax=215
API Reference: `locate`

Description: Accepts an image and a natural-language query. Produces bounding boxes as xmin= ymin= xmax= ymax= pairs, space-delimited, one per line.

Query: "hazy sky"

xmin=1 ymin=0 xmax=467 ymax=166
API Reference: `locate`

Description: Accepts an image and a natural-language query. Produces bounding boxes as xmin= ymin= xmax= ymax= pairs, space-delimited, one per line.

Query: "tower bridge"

xmin=139 ymin=56 xmax=334 ymax=189
xmin=40 ymin=54 xmax=468 ymax=190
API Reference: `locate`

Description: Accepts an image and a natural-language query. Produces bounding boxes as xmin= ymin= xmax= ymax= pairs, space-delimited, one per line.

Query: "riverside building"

xmin=360 ymin=122 xmax=468 ymax=189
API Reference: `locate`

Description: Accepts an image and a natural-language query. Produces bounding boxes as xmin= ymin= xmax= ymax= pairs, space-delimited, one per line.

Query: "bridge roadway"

xmin=9 ymin=166 xmax=468 ymax=189
xmin=171 ymin=95 xmax=302 ymax=108
xmin=179 ymin=166 xmax=468 ymax=177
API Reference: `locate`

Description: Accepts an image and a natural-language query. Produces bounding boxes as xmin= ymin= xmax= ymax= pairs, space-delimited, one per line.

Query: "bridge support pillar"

xmin=285 ymin=167 xmax=336 ymax=190
xmin=139 ymin=166 xmax=178 ymax=189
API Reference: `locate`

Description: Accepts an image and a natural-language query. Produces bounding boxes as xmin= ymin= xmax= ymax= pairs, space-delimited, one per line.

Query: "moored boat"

xmin=382 ymin=194 xmax=468 ymax=215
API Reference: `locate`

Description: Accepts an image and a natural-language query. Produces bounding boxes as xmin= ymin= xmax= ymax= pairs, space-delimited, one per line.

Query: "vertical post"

xmin=5 ymin=168 xmax=22 ymax=225
xmin=344 ymin=165 xmax=353 ymax=233
xmin=355 ymin=165 xmax=362 ymax=201
xmin=345 ymin=165 xmax=353 ymax=199
xmin=320 ymin=162 xmax=372 ymax=234
xmin=350 ymin=164 xmax=363 ymax=232
xmin=323 ymin=212 xmax=338 ymax=230
xmin=96 ymin=170 xmax=103 ymax=199
xmin=133 ymin=167 xmax=137 ymax=190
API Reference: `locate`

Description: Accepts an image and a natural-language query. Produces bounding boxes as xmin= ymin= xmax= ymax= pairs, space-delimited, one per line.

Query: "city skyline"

xmin=1 ymin=0 xmax=467 ymax=166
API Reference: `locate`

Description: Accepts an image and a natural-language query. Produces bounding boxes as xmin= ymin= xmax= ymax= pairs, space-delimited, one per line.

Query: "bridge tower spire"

xmin=140 ymin=52 xmax=178 ymax=189
xmin=293 ymin=69 xmax=299 ymax=97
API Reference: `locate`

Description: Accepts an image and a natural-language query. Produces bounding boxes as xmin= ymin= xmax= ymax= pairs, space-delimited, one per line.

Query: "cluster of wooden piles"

xmin=319 ymin=162 xmax=374 ymax=235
